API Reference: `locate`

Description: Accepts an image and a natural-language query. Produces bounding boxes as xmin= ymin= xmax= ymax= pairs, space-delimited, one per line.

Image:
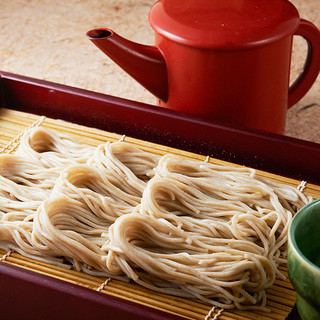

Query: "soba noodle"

xmin=15 ymin=127 xmax=95 ymax=168
xmin=87 ymin=141 xmax=159 ymax=195
xmin=104 ymin=155 xmax=310 ymax=309
xmin=0 ymin=126 xmax=313 ymax=310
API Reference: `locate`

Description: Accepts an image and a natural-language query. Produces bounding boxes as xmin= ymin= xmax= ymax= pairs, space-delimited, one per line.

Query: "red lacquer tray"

xmin=0 ymin=71 xmax=315 ymax=319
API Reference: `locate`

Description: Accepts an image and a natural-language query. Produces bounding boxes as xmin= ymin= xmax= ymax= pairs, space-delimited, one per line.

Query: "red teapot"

xmin=87 ymin=0 xmax=320 ymax=134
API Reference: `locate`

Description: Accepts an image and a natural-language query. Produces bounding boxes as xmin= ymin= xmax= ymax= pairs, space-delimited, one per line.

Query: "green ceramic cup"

xmin=287 ymin=199 xmax=320 ymax=320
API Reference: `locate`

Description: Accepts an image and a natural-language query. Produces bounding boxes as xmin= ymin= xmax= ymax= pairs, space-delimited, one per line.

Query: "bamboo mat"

xmin=1 ymin=108 xmax=320 ymax=320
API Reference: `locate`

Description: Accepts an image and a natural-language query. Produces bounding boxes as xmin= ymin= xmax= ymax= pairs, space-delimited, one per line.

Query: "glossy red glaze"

xmin=155 ymin=16 xmax=320 ymax=133
xmin=86 ymin=29 xmax=168 ymax=102
xmin=87 ymin=0 xmax=320 ymax=134
xmin=289 ymin=20 xmax=320 ymax=107
xmin=156 ymin=34 xmax=293 ymax=133
xmin=150 ymin=0 xmax=320 ymax=133
xmin=149 ymin=0 xmax=300 ymax=50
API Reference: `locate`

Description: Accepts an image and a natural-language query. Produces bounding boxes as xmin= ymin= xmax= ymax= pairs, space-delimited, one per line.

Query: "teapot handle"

xmin=288 ymin=19 xmax=320 ymax=108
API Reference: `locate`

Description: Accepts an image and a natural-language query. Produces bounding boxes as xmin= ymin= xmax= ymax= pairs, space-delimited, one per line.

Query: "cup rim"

xmin=289 ymin=198 xmax=320 ymax=272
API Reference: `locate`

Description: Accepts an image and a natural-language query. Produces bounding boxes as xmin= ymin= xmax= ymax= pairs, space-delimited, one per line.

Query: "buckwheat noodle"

xmin=105 ymin=155 xmax=310 ymax=309
xmin=0 ymin=127 xmax=94 ymax=267
xmin=0 ymin=127 xmax=312 ymax=310
xmin=87 ymin=140 xmax=159 ymax=195
xmin=16 ymin=127 xmax=95 ymax=168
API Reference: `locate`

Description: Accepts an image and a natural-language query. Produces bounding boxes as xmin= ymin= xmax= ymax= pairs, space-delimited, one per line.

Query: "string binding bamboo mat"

xmin=1 ymin=108 xmax=319 ymax=320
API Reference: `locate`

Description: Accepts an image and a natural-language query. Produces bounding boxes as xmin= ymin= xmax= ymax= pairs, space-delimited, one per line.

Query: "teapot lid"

xmin=149 ymin=0 xmax=300 ymax=49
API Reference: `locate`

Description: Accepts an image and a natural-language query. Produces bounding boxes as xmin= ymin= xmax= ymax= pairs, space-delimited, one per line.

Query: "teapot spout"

xmin=87 ymin=29 xmax=168 ymax=102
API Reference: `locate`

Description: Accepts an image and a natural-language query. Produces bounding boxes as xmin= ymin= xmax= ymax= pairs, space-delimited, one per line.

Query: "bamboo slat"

xmin=0 ymin=108 xmax=319 ymax=320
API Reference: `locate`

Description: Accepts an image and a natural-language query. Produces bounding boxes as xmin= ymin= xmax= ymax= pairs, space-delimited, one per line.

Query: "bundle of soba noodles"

xmin=0 ymin=127 xmax=159 ymax=270
xmin=0 ymin=126 xmax=312 ymax=310
xmin=104 ymin=155 xmax=310 ymax=309
xmin=0 ymin=127 xmax=95 ymax=266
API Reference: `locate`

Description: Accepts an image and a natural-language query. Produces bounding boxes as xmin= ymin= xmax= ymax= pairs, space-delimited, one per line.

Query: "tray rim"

xmin=0 ymin=70 xmax=306 ymax=320
xmin=1 ymin=71 xmax=320 ymax=186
